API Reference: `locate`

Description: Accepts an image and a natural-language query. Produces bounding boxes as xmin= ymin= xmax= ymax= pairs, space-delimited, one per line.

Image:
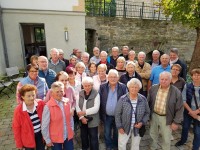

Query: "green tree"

xmin=161 ymin=0 xmax=200 ymax=71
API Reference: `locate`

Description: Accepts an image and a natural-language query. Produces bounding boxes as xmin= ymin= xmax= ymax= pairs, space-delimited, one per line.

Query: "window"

xmin=34 ymin=27 xmax=45 ymax=42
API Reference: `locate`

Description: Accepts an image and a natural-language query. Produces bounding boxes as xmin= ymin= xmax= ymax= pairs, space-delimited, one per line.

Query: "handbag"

xmin=139 ymin=125 xmax=146 ymax=137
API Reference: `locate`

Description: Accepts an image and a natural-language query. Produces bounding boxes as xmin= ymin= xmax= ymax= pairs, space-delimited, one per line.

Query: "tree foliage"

xmin=161 ymin=0 xmax=200 ymax=28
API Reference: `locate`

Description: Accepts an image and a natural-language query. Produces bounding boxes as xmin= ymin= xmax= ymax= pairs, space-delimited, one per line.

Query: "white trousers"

xmin=118 ymin=130 xmax=141 ymax=150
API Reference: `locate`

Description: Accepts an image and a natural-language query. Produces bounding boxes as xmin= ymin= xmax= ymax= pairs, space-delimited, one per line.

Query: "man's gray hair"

xmin=138 ymin=51 xmax=146 ymax=58
xmin=152 ymin=50 xmax=160 ymax=55
xmin=51 ymin=81 xmax=64 ymax=90
xmin=82 ymin=52 xmax=90 ymax=58
xmin=108 ymin=69 xmax=119 ymax=77
xmin=112 ymin=46 xmax=119 ymax=52
xmin=159 ymin=71 xmax=172 ymax=80
xmin=58 ymin=49 xmax=64 ymax=54
xmin=127 ymin=78 xmax=142 ymax=90
xmin=50 ymin=48 xmax=59 ymax=54
xmin=82 ymin=77 xmax=94 ymax=85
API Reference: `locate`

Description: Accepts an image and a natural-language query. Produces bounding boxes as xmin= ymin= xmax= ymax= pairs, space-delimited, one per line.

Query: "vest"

xmin=79 ymin=89 xmax=99 ymax=128
xmin=46 ymin=97 xmax=73 ymax=143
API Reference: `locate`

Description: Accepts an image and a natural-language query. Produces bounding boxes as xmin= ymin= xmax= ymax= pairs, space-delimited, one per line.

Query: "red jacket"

xmin=12 ymin=100 xmax=45 ymax=148
xmin=46 ymin=97 xmax=73 ymax=143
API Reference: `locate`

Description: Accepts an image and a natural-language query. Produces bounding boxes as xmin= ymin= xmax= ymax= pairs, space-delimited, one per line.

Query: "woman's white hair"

xmin=51 ymin=81 xmax=64 ymax=90
xmin=75 ymin=61 xmax=86 ymax=69
xmin=82 ymin=77 xmax=94 ymax=85
xmin=108 ymin=69 xmax=119 ymax=77
xmin=117 ymin=56 xmax=126 ymax=63
xmin=97 ymin=64 xmax=107 ymax=71
xmin=127 ymin=78 xmax=142 ymax=89
xmin=126 ymin=61 xmax=136 ymax=69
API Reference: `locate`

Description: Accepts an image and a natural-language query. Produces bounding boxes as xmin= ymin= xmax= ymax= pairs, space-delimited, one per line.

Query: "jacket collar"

xmin=48 ymin=97 xmax=69 ymax=106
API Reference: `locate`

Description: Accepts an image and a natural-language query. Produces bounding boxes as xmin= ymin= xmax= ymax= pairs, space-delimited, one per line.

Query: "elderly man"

xmin=148 ymin=50 xmax=161 ymax=70
xmin=90 ymin=47 xmax=101 ymax=64
xmin=97 ymin=51 xmax=114 ymax=73
xmin=48 ymin=48 xmax=66 ymax=73
xmin=42 ymin=82 xmax=74 ymax=150
xmin=169 ymin=48 xmax=187 ymax=80
xmin=75 ymin=49 xmax=82 ymax=62
xmin=38 ymin=56 xmax=56 ymax=88
xmin=107 ymin=47 xmax=119 ymax=67
xmin=148 ymin=54 xmax=171 ymax=89
xmin=135 ymin=51 xmax=151 ymax=97
xmin=148 ymin=72 xmax=183 ymax=150
xmin=119 ymin=46 xmax=129 ymax=60
xmin=99 ymin=69 xmax=127 ymax=150
xmin=58 ymin=49 xmax=69 ymax=67
xmin=81 ymin=52 xmax=90 ymax=75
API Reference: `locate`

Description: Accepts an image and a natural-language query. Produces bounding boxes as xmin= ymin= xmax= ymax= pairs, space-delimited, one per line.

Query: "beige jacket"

xmin=135 ymin=62 xmax=151 ymax=91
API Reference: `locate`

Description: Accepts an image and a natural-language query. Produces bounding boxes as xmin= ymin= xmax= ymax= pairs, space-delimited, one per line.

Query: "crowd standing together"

xmin=12 ymin=46 xmax=200 ymax=150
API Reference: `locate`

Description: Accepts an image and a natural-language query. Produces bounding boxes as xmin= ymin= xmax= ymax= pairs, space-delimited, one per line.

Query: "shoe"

xmin=175 ymin=141 xmax=184 ymax=147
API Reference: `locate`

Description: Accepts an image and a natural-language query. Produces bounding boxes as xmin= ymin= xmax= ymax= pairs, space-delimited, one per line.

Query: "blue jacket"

xmin=99 ymin=82 xmax=127 ymax=122
xmin=38 ymin=69 xmax=56 ymax=88
xmin=115 ymin=93 xmax=150 ymax=135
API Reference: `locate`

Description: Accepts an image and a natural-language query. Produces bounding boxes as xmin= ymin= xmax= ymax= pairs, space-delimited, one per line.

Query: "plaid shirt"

xmin=154 ymin=86 xmax=170 ymax=115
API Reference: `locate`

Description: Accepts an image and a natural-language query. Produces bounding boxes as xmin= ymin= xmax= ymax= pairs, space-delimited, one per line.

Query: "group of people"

xmin=11 ymin=46 xmax=200 ymax=150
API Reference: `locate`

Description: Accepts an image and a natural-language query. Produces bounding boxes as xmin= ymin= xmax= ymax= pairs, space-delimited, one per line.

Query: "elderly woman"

xmin=93 ymin=64 xmax=108 ymax=91
xmin=66 ymin=55 xmax=77 ymax=72
xmin=42 ymin=81 xmax=74 ymax=150
xmin=175 ymin=68 xmax=200 ymax=150
xmin=13 ymin=84 xmax=45 ymax=150
xmin=127 ymin=50 xmax=137 ymax=63
xmin=75 ymin=61 xmax=87 ymax=83
xmin=16 ymin=64 xmax=48 ymax=104
xmin=44 ymin=71 xmax=76 ymax=114
xmin=171 ymin=64 xmax=185 ymax=92
xmin=87 ymin=62 xmax=97 ymax=77
xmin=115 ymin=56 xmax=126 ymax=77
xmin=115 ymin=78 xmax=150 ymax=150
xmin=76 ymin=77 xmax=100 ymax=150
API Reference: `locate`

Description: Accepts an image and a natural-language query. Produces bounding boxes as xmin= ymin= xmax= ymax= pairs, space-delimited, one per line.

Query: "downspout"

xmin=0 ymin=5 xmax=9 ymax=67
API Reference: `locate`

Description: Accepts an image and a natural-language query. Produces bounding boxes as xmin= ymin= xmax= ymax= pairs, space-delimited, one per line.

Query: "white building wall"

xmin=0 ymin=29 xmax=6 ymax=75
xmin=0 ymin=0 xmax=80 ymax=11
xmin=2 ymin=9 xmax=85 ymax=68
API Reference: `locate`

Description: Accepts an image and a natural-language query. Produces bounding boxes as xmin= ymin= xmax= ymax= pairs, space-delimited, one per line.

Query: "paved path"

xmin=0 ymin=90 xmax=194 ymax=150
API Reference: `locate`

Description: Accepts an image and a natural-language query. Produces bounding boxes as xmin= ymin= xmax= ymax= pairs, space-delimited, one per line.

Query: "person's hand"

xmin=188 ymin=110 xmax=199 ymax=119
xmin=170 ymin=123 xmax=179 ymax=131
xmin=81 ymin=117 xmax=88 ymax=124
xmin=70 ymin=109 xmax=74 ymax=116
xmin=77 ymin=111 xmax=86 ymax=116
xmin=46 ymin=142 xmax=54 ymax=147
xmin=134 ymin=122 xmax=143 ymax=129
xmin=118 ymin=128 xmax=125 ymax=134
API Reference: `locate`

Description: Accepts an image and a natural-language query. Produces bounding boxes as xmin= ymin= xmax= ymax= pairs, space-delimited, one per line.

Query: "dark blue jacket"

xmin=38 ymin=69 xmax=56 ymax=88
xmin=99 ymin=82 xmax=127 ymax=122
xmin=186 ymin=83 xmax=200 ymax=108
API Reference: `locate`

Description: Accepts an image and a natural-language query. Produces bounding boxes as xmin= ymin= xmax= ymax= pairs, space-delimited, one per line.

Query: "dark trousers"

xmin=180 ymin=111 xmax=200 ymax=150
xmin=80 ymin=124 xmax=99 ymax=150
xmin=104 ymin=115 xmax=118 ymax=149
xmin=52 ymin=138 xmax=73 ymax=150
xmin=24 ymin=131 xmax=45 ymax=150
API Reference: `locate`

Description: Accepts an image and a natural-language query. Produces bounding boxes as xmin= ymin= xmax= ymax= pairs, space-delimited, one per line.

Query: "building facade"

xmin=0 ymin=0 xmax=85 ymax=75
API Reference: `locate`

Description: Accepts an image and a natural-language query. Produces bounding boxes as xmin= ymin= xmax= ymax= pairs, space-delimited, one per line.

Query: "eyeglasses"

xmin=29 ymin=70 xmax=38 ymax=73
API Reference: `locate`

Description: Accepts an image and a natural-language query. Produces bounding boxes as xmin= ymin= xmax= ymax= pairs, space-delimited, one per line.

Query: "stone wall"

xmin=86 ymin=16 xmax=196 ymax=62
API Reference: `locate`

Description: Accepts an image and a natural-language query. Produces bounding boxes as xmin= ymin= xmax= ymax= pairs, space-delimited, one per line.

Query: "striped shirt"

xmin=28 ymin=110 xmax=41 ymax=133
xmin=131 ymin=99 xmax=137 ymax=129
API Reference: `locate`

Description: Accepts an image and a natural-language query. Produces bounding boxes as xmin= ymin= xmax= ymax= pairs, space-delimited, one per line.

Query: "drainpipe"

xmin=0 ymin=5 xmax=9 ymax=67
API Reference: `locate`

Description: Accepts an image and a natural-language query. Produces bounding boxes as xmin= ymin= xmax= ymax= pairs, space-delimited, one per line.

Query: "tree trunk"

xmin=189 ymin=27 xmax=200 ymax=72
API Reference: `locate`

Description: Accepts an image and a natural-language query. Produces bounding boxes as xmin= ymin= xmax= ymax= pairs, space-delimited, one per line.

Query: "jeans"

xmin=80 ymin=124 xmax=99 ymax=150
xmin=52 ymin=139 xmax=73 ymax=150
xmin=24 ymin=131 xmax=45 ymax=150
xmin=104 ymin=115 xmax=118 ymax=149
xmin=180 ymin=111 xmax=200 ymax=150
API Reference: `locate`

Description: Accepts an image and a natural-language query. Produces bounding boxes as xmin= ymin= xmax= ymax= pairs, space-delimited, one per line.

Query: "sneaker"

xmin=175 ymin=141 xmax=184 ymax=147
